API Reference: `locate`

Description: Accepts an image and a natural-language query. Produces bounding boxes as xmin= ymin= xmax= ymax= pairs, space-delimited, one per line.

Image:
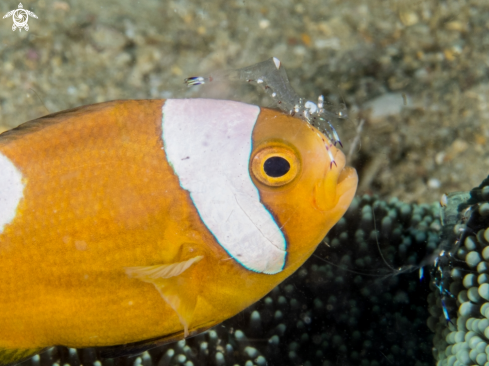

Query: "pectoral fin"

xmin=125 ymin=255 xmax=204 ymax=337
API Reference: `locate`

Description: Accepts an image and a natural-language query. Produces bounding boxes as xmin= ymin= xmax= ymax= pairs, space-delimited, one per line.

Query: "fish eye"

xmin=263 ymin=156 xmax=290 ymax=177
xmin=251 ymin=145 xmax=300 ymax=187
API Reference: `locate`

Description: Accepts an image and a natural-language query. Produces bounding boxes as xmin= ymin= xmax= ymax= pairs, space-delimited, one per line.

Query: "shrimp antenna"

xmin=371 ymin=206 xmax=397 ymax=272
xmin=313 ymin=254 xmax=418 ymax=280
xmin=28 ymin=88 xmax=50 ymax=114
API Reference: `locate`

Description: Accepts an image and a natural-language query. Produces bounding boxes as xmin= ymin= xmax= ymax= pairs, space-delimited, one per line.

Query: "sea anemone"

xmin=24 ymin=192 xmax=447 ymax=366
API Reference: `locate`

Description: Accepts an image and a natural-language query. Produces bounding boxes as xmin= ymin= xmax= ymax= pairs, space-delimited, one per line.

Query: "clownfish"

xmin=0 ymin=98 xmax=357 ymax=364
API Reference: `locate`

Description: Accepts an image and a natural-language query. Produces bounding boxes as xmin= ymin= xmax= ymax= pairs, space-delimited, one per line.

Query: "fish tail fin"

xmin=0 ymin=347 xmax=44 ymax=366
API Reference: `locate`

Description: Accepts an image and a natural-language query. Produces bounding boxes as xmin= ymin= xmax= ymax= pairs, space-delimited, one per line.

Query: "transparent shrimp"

xmin=184 ymin=57 xmax=348 ymax=168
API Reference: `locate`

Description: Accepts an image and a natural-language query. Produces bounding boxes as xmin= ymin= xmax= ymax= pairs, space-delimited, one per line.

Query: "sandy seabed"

xmin=0 ymin=0 xmax=488 ymax=203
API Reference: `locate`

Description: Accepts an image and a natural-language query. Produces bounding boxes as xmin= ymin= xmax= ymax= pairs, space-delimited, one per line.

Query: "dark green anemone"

xmin=20 ymin=190 xmax=452 ymax=366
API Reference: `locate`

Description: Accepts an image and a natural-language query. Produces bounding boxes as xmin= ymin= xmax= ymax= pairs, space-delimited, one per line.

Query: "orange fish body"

xmin=0 ymin=99 xmax=357 ymax=363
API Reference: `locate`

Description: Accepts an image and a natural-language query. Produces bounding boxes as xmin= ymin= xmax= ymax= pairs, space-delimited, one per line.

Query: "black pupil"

xmin=263 ymin=156 xmax=290 ymax=178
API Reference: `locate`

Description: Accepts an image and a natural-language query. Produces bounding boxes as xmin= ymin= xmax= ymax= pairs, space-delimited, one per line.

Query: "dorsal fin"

xmin=0 ymin=101 xmax=123 ymax=144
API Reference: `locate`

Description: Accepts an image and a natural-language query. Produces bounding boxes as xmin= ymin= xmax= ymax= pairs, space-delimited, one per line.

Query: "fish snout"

xmin=314 ymin=147 xmax=358 ymax=213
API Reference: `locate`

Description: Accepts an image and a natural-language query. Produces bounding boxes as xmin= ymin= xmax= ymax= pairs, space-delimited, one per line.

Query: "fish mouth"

xmin=334 ymin=165 xmax=358 ymax=212
xmin=314 ymin=149 xmax=358 ymax=213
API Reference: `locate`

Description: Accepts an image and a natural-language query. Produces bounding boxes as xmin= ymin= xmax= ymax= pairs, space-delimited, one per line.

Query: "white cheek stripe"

xmin=0 ymin=152 xmax=25 ymax=234
xmin=162 ymin=99 xmax=286 ymax=274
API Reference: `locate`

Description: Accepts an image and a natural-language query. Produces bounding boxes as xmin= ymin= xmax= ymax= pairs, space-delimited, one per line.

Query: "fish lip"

xmin=335 ymin=165 xmax=359 ymax=208
xmin=314 ymin=150 xmax=358 ymax=213
xmin=337 ymin=164 xmax=353 ymax=185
